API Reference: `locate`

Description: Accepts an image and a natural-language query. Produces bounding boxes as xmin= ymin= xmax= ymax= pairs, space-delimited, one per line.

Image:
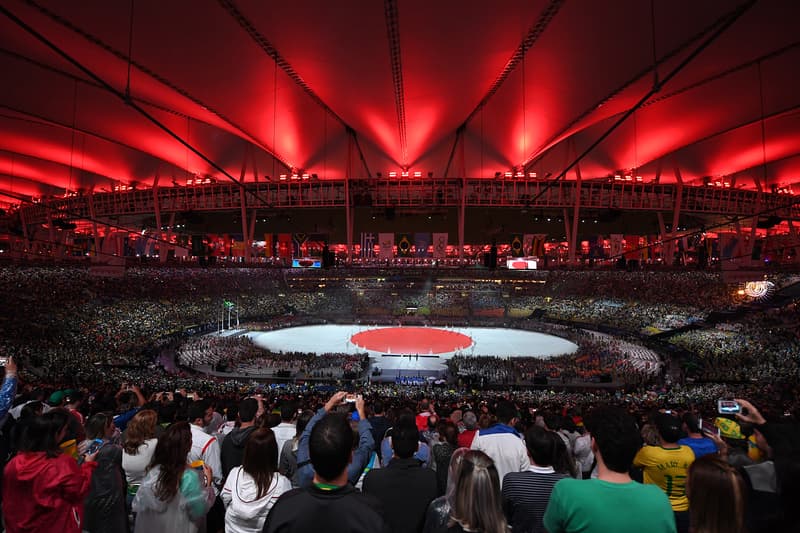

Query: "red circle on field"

xmin=350 ymin=327 xmax=473 ymax=354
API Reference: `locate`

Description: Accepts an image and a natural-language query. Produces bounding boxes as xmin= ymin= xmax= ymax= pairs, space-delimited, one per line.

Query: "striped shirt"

xmin=502 ymin=466 xmax=568 ymax=533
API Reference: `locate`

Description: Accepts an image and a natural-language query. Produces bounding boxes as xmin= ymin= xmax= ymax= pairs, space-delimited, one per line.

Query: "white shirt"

xmin=221 ymin=467 xmax=291 ymax=533
xmin=471 ymin=425 xmax=530 ymax=488
xmin=189 ymin=423 xmax=223 ymax=493
xmin=122 ymin=438 xmax=158 ymax=485
xmin=271 ymin=422 xmax=296 ymax=455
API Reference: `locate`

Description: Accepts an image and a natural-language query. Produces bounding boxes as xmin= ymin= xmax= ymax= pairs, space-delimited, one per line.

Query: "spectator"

xmin=503 ymin=426 xmax=569 ymax=533
xmin=678 ymin=413 xmax=718 ymax=458
xmin=187 ymin=400 xmax=223 ymax=490
xmin=687 ymin=455 xmax=747 ymax=533
xmin=457 ymin=411 xmax=478 ymax=448
xmin=435 ymin=450 xmax=508 ymax=533
xmin=122 ymin=410 xmax=159 ymax=504
xmin=2 ymin=411 xmax=99 ymax=533
xmin=295 ymin=392 xmax=375 ymax=488
xmin=421 ymin=447 xmax=470 ymax=533
xmin=81 ymin=412 xmax=128 ymax=533
xmin=113 ymin=386 xmax=145 ymax=432
xmin=634 ymin=413 xmax=695 ymax=532
xmin=363 ymin=415 xmax=438 ymax=532
xmin=278 ymin=409 xmax=314 ymax=488
xmin=368 ymin=400 xmax=391 ymax=462
xmin=543 ymin=407 xmax=675 ymax=533
xmin=431 ymin=421 xmax=459 ymax=495
xmin=471 ymin=401 xmax=530 ymax=487
xmin=222 ymin=398 xmax=259 ymax=478
xmin=272 ymin=403 xmax=297 ymax=455
xmin=262 ymin=411 xmax=390 ymax=533
xmin=221 ymin=428 xmax=291 ymax=533
xmin=132 ymin=421 xmax=215 ymax=532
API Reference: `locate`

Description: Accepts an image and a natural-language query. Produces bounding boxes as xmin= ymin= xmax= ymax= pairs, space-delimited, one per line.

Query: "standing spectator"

xmin=279 ymin=410 xmax=314 ymax=488
xmin=543 ymin=407 xmax=675 ymax=533
xmin=368 ymin=400 xmax=391 ymax=463
xmin=634 ymin=413 xmax=695 ymax=533
xmin=221 ymin=398 xmax=259 ymax=479
xmin=132 ymin=422 xmax=215 ymax=533
xmin=503 ymin=426 xmax=569 ymax=533
xmin=295 ymin=392 xmax=375 ymax=488
xmin=187 ymin=400 xmax=223 ymax=490
xmin=471 ymin=401 xmax=529 ymax=488
xmin=678 ymin=413 xmax=718 ymax=458
xmin=122 ymin=410 xmax=159 ymax=504
xmin=272 ymin=403 xmax=297 ymax=456
xmin=363 ymin=415 xmax=438 ymax=532
xmin=113 ymin=385 xmax=145 ymax=432
xmin=431 ymin=421 xmax=459 ymax=495
xmin=686 ymin=455 xmax=747 ymax=533
xmin=421 ymin=448 xmax=470 ymax=533
xmin=457 ymin=411 xmax=478 ymax=448
xmin=3 ymin=411 xmax=99 ymax=533
xmin=81 ymin=413 xmax=128 ymax=533
xmin=434 ymin=450 xmax=508 ymax=533
xmin=221 ymin=428 xmax=291 ymax=533
xmin=262 ymin=411 xmax=390 ymax=533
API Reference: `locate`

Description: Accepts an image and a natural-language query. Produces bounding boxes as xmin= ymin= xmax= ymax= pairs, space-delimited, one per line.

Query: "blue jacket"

xmin=296 ymin=408 xmax=375 ymax=488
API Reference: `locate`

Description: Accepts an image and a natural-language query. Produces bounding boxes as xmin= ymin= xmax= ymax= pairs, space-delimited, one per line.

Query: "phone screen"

xmin=718 ymin=400 xmax=741 ymax=414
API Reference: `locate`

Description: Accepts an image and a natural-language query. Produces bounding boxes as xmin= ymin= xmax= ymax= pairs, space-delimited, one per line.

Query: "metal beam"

xmin=384 ymin=0 xmax=408 ymax=166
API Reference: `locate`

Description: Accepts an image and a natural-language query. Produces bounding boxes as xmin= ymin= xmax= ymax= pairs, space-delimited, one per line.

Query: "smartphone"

xmin=0 ymin=356 xmax=8 ymax=366
xmin=699 ymin=419 xmax=720 ymax=437
xmin=86 ymin=438 xmax=105 ymax=455
xmin=344 ymin=394 xmax=358 ymax=403
xmin=718 ymin=399 xmax=741 ymax=415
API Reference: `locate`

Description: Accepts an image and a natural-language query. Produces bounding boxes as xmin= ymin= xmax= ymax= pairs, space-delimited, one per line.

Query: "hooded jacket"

xmin=221 ymin=425 xmax=256 ymax=478
xmin=221 ymin=467 xmax=291 ymax=533
xmin=2 ymin=451 xmax=97 ymax=533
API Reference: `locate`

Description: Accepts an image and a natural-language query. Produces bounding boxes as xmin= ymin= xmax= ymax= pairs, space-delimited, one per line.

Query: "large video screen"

xmin=291 ymin=258 xmax=322 ymax=268
xmin=507 ymin=257 xmax=538 ymax=270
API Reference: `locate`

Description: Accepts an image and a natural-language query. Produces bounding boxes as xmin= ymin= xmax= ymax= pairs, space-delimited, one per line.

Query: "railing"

xmin=15 ymin=178 xmax=800 ymax=225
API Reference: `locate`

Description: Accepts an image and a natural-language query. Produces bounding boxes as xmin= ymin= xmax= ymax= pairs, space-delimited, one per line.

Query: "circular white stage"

xmin=246 ymin=325 xmax=579 ymax=378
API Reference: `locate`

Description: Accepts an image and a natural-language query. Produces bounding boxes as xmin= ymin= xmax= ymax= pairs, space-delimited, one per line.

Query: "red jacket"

xmin=2 ymin=452 xmax=97 ymax=533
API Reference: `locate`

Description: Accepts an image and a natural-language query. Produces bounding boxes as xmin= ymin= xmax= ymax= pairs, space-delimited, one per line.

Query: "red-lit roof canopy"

xmin=0 ymin=0 xmax=798 ymax=207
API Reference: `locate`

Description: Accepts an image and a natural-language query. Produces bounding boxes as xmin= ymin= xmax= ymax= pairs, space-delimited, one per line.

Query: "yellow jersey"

xmin=633 ymin=445 xmax=695 ymax=511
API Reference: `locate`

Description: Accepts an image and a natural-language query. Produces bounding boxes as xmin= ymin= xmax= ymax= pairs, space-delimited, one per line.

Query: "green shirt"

xmin=543 ymin=478 xmax=676 ymax=533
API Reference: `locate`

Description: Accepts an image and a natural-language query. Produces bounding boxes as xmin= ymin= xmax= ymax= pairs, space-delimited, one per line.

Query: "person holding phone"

xmin=677 ymin=413 xmax=718 ymax=458
xmin=80 ymin=413 xmax=128 ymax=533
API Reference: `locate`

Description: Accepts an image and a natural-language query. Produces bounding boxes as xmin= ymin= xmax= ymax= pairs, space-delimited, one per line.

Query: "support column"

xmin=657 ymin=212 xmax=667 ymax=264
xmin=345 ymin=177 xmax=353 ymax=264
xmin=667 ymin=168 xmax=684 ymax=264
xmin=161 ymin=212 xmax=176 ymax=263
xmin=747 ymin=175 xmax=764 ymax=259
xmin=458 ymin=178 xmax=466 ymax=259
xmin=788 ymin=220 xmax=800 ymax=263
xmin=569 ymin=164 xmax=582 ymax=264
xmin=563 ymin=208 xmax=571 ymax=265
xmin=249 ymin=210 xmax=257 ymax=262
xmin=239 ymin=155 xmax=250 ymax=263
xmin=87 ymin=190 xmax=102 ymax=258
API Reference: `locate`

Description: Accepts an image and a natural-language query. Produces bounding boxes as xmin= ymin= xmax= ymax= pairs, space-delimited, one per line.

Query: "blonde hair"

xmin=448 ymin=450 xmax=508 ymax=533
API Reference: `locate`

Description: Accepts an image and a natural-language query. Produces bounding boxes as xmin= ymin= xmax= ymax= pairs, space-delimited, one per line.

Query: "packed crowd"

xmin=1 ymin=363 xmax=798 ymax=533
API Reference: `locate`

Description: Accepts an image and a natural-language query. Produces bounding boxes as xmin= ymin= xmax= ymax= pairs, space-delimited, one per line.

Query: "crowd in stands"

xmin=1 ymin=362 xmax=798 ymax=532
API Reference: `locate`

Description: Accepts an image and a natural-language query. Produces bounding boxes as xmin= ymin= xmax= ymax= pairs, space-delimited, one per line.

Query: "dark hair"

xmin=117 ymin=391 xmax=137 ymax=411
xmin=149 ymin=421 xmax=193 ymax=502
xmin=391 ymin=417 xmax=419 ymax=459
xmin=543 ymin=412 xmax=562 ymax=431
xmin=654 ymin=413 xmax=682 ymax=444
xmin=440 ymin=421 xmax=459 ymax=447
xmin=242 ymin=428 xmax=279 ymax=499
xmin=295 ymin=409 xmax=314 ymax=439
xmin=187 ymin=401 xmax=209 ymax=424
xmin=688 ymin=455 xmax=747 ymax=533
xmin=158 ymin=402 xmax=177 ymax=425
xmin=280 ymin=402 xmax=297 ymax=422
xmin=239 ymin=398 xmax=258 ymax=423
xmin=525 ymin=425 xmax=557 ymax=467
xmin=584 ymin=406 xmax=642 ymax=473
xmin=372 ymin=400 xmax=385 ymax=415
xmin=682 ymin=413 xmax=701 ymax=434
xmin=495 ymin=401 xmax=518 ymax=424
xmin=309 ymin=413 xmax=353 ymax=481
xmin=85 ymin=412 xmax=113 ymax=441
xmin=17 ymin=411 xmax=70 ymax=458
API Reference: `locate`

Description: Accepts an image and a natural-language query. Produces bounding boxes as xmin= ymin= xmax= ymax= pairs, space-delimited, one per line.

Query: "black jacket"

xmin=221 ymin=425 xmax=256 ymax=478
xmin=363 ymin=457 xmax=438 ymax=533
xmin=263 ymin=484 xmax=390 ymax=533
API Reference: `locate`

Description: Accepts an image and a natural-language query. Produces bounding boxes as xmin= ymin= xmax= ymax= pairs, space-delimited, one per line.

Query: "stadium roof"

xmin=1 ymin=0 xmax=799 ymax=206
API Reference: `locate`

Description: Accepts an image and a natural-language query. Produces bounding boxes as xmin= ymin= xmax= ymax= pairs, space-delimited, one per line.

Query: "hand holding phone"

xmin=717 ymin=399 xmax=741 ymax=415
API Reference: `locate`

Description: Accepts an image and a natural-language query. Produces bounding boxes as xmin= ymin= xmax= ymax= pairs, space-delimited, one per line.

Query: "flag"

xmin=624 ymin=235 xmax=639 ymax=260
xmin=263 ymin=233 xmax=274 ymax=258
xmin=523 ymin=234 xmax=534 ymax=256
xmin=531 ymin=234 xmax=547 ymax=257
xmin=293 ymin=233 xmax=308 ymax=257
xmin=379 ymin=233 xmax=394 ymax=259
xmin=433 ymin=233 xmax=448 ymax=259
xmin=360 ymin=232 xmax=376 ymax=258
xmin=397 ymin=233 xmax=412 ymax=256
xmin=277 ymin=234 xmax=292 ymax=259
xmin=414 ymin=233 xmax=431 ymax=257
xmin=510 ymin=233 xmax=523 ymax=256
xmin=610 ymin=234 xmax=624 ymax=257
xmin=718 ymin=232 xmax=739 ymax=260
